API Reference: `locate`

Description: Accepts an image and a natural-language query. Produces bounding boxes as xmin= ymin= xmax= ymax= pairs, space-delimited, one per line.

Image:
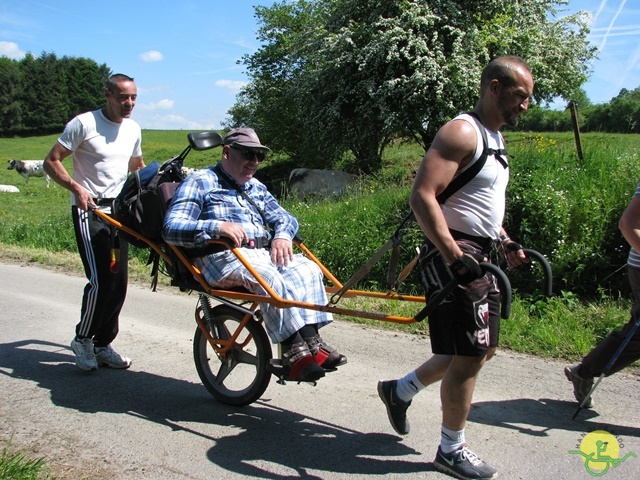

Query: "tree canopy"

xmin=583 ymin=87 xmax=640 ymax=133
xmin=0 ymin=52 xmax=110 ymax=137
xmin=226 ymin=0 xmax=597 ymax=174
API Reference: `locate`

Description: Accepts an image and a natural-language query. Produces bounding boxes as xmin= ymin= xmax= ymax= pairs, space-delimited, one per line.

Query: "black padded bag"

xmin=113 ymin=156 xmax=184 ymax=247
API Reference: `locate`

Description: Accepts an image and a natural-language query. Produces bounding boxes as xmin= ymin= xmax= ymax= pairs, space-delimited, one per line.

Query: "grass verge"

xmin=0 ymin=438 xmax=51 ymax=480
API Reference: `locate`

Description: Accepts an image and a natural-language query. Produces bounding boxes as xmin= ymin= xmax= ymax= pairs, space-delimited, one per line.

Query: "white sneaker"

xmin=71 ymin=337 xmax=98 ymax=371
xmin=95 ymin=345 xmax=132 ymax=369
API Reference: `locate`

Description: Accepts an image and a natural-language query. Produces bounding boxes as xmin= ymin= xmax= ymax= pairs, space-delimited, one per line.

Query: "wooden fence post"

xmin=569 ymin=100 xmax=584 ymax=163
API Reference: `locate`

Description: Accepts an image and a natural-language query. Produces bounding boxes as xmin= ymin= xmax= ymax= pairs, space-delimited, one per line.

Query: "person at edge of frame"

xmin=377 ymin=55 xmax=534 ymax=480
xmin=161 ymin=127 xmax=347 ymax=383
xmin=43 ymin=73 xmax=144 ymax=372
xmin=565 ymin=181 xmax=640 ymax=408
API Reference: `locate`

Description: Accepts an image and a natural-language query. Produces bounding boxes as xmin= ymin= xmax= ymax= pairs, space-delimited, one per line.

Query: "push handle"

xmin=482 ymin=262 xmax=512 ymax=319
xmin=522 ymin=248 xmax=553 ymax=297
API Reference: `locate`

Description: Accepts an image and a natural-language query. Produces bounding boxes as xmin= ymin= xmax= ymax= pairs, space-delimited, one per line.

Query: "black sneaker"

xmin=564 ymin=363 xmax=594 ymax=408
xmin=377 ymin=380 xmax=411 ymax=435
xmin=434 ymin=445 xmax=498 ymax=480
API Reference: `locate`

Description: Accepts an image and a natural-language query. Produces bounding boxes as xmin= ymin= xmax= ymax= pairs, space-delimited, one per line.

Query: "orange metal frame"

xmin=93 ymin=208 xmax=426 ymax=325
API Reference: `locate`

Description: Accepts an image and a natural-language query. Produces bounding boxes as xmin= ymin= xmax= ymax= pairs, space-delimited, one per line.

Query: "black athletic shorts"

xmin=427 ymin=240 xmax=501 ymax=357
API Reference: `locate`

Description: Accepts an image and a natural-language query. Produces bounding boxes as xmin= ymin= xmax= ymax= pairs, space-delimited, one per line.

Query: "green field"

xmin=1 ymin=130 xmax=639 ymax=365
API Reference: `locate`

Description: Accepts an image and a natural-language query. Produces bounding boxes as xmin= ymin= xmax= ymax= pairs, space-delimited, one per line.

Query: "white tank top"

xmin=440 ymin=113 xmax=509 ymax=240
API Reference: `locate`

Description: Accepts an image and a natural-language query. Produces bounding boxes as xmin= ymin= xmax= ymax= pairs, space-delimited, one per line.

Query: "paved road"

xmin=1 ymin=262 xmax=639 ymax=479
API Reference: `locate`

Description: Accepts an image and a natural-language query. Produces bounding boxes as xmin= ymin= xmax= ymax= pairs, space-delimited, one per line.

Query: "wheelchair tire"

xmin=193 ymin=305 xmax=272 ymax=406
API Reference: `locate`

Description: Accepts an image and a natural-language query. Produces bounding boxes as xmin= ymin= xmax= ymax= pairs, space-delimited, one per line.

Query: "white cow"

xmin=0 ymin=184 xmax=20 ymax=193
xmin=288 ymin=168 xmax=359 ymax=200
xmin=7 ymin=159 xmax=50 ymax=187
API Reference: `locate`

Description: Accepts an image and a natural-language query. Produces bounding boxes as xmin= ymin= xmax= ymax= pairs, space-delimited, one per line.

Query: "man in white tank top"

xmin=44 ymin=74 xmax=144 ymax=373
xmin=378 ymin=56 xmax=534 ymax=480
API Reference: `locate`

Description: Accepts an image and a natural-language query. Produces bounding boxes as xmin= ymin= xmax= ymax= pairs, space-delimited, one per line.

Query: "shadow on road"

xmin=468 ymin=397 xmax=640 ymax=440
xmin=1 ymin=339 xmax=434 ymax=478
xmin=204 ymin=398 xmax=436 ymax=478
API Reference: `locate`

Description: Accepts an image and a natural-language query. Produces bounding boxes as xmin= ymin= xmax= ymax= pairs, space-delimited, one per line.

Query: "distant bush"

xmin=514 ymin=87 xmax=640 ymax=134
xmin=504 ymin=133 xmax=639 ymax=297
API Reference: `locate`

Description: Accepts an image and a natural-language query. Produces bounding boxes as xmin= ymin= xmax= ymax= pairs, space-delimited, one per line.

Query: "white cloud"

xmin=214 ymin=79 xmax=248 ymax=93
xmin=0 ymin=41 xmax=25 ymax=60
xmin=139 ymin=50 xmax=164 ymax=62
xmin=593 ymin=0 xmax=607 ymax=24
xmin=137 ymin=99 xmax=175 ymax=111
xmin=596 ymin=0 xmax=627 ymax=54
xmin=616 ymin=42 xmax=640 ymax=90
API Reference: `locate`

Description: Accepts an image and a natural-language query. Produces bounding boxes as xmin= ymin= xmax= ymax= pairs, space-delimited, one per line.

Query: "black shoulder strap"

xmin=436 ymin=111 xmax=508 ymax=205
xmin=474 ymin=111 xmax=509 ymax=169
xmin=213 ymin=163 xmax=270 ymax=233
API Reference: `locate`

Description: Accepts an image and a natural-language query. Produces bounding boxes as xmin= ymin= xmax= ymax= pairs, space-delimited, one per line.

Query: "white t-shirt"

xmin=58 ymin=109 xmax=142 ymax=205
xmin=440 ymin=113 xmax=509 ymax=240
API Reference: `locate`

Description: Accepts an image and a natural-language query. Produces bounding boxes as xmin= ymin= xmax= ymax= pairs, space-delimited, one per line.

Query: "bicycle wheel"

xmin=193 ymin=304 xmax=272 ymax=406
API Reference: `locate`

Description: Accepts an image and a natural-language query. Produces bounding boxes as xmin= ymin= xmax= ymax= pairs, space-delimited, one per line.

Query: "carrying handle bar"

xmin=414 ymin=262 xmax=512 ymax=322
xmin=483 ymin=262 xmax=512 ymax=319
xmin=522 ymin=248 xmax=553 ymax=297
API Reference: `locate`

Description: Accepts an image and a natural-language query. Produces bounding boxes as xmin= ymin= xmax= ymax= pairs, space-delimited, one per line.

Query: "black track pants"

xmin=72 ymin=206 xmax=129 ymax=348
xmin=581 ymin=266 xmax=640 ymax=377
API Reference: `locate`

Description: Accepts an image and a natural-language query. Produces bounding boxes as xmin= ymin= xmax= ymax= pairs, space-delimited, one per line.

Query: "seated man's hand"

xmin=271 ymin=238 xmax=294 ymax=267
xmin=219 ymin=222 xmax=248 ymax=247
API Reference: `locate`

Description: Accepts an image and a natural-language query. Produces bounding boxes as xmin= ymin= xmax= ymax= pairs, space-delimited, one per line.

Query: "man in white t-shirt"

xmin=44 ymin=73 xmax=144 ymax=372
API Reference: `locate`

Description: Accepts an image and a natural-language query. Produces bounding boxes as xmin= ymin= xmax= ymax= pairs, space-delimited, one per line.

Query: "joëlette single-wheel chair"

xmin=91 ymin=130 xmax=552 ymax=407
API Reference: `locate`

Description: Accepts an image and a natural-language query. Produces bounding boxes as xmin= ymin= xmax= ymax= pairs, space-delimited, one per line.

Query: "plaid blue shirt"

xmin=162 ymin=163 xmax=298 ymax=248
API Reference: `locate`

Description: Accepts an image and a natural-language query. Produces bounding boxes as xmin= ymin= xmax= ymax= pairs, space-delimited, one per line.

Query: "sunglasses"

xmin=231 ymin=145 xmax=267 ymax=162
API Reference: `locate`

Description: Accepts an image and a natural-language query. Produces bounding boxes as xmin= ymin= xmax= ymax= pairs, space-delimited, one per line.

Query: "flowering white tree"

xmin=227 ymin=0 xmax=596 ymax=173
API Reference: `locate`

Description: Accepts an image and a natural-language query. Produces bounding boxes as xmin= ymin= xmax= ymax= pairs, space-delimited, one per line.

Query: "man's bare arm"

xmin=43 ymin=142 xmax=94 ymax=211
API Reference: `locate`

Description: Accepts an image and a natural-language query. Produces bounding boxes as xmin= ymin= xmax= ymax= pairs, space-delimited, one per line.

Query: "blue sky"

xmin=1 ymin=0 xmax=639 ymax=130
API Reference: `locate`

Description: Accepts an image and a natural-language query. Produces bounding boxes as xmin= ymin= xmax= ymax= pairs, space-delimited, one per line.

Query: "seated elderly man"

xmin=162 ymin=127 xmax=346 ymax=382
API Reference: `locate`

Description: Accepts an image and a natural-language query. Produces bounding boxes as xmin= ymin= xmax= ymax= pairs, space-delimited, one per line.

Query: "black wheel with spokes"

xmin=193 ymin=304 xmax=272 ymax=406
